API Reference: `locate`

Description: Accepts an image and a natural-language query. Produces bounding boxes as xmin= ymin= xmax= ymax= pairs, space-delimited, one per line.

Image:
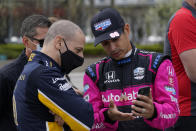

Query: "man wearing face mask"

xmin=13 ymin=20 xmax=94 ymax=131
xmin=0 ymin=15 xmax=51 ymax=131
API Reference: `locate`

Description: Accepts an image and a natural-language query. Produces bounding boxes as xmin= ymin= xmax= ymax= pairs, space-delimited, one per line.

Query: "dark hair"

xmin=20 ymin=15 xmax=52 ymax=37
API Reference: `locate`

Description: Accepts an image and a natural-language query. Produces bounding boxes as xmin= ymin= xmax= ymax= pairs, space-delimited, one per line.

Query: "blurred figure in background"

xmin=0 ymin=15 xmax=51 ymax=131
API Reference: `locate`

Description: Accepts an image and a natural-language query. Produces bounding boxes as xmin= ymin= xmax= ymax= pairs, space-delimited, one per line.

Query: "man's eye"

xmin=76 ymin=49 xmax=82 ymax=53
xmin=102 ymin=42 xmax=109 ymax=46
xmin=112 ymin=38 xmax=119 ymax=42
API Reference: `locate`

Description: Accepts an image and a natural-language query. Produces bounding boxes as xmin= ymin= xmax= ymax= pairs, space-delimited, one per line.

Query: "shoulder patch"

xmin=86 ymin=66 xmax=96 ymax=78
xmin=28 ymin=53 xmax=36 ymax=61
xmin=85 ymin=63 xmax=97 ymax=82
xmin=152 ymin=54 xmax=161 ymax=69
xmin=151 ymin=53 xmax=171 ymax=72
xmin=85 ymin=57 xmax=110 ymax=82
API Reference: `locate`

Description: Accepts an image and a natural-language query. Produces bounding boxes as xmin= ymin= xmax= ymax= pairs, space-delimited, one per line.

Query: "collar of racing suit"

xmin=29 ymin=50 xmax=62 ymax=73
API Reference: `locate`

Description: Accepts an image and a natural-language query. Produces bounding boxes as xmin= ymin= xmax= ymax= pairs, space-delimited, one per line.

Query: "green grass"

xmin=84 ymin=43 xmax=163 ymax=56
xmin=84 ymin=44 xmax=106 ymax=56
xmin=136 ymin=43 xmax=163 ymax=53
xmin=0 ymin=44 xmax=24 ymax=59
xmin=0 ymin=43 xmax=163 ymax=59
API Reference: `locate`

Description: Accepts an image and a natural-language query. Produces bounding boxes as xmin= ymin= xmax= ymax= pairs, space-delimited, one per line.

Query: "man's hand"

xmin=54 ymin=115 xmax=64 ymax=126
xmin=107 ymin=100 xmax=135 ymax=121
xmin=131 ymin=91 xmax=155 ymax=119
xmin=49 ymin=110 xmax=64 ymax=126
xmin=73 ymin=87 xmax=83 ymax=96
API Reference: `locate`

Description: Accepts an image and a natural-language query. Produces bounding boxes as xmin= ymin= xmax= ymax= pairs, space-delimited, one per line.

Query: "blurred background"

xmin=0 ymin=0 xmax=182 ymax=89
xmin=0 ymin=0 xmax=181 ymax=44
xmin=0 ymin=0 xmax=182 ymax=60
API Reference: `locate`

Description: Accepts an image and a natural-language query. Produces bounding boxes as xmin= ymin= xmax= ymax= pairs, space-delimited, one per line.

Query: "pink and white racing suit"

xmin=83 ymin=47 xmax=179 ymax=131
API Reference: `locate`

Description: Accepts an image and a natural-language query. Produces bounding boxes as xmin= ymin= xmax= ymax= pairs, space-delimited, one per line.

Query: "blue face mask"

xmin=36 ymin=39 xmax=44 ymax=51
xmin=27 ymin=36 xmax=44 ymax=51
xmin=34 ymin=39 xmax=44 ymax=51
xmin=36 ymin=44 xmax=42 ymax=51
xmin=59 ymin=39 xmax=84 ymax=74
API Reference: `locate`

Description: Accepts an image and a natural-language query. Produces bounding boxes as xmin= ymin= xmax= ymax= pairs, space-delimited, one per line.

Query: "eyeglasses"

xmin=26 ymin=35 xmax=44 ymax=47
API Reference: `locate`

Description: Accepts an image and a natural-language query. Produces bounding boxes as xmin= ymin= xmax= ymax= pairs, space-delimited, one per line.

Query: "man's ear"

xmin=124 ymin=24 xmax=130 ymax=36
xmin=54 ymin=35 xmax=63 ymax=50
xmin=22 ymin=36 xmax=29 ymax=47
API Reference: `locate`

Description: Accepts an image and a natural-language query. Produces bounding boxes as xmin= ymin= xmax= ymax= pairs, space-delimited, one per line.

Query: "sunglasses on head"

xmin=26 ymin=35 xmax=44 ymax=47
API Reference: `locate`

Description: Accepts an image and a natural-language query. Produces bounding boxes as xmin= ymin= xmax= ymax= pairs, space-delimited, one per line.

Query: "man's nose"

xmin=79 ymin=52 xmax=84 ymax=58
xmin=109 ymin=42 xmax=117 ymax=51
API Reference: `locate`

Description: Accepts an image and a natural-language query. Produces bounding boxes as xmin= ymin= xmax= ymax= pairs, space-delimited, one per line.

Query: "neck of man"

xmin=41 ymin=45 xmax=61 ymax=66
xmin=25 ymin=48 xmax=32 ymax=58
xmin=124 ymin=41 xmax=133 ymax=58
xmin=124 ymin=49 xmax=132 ymax=58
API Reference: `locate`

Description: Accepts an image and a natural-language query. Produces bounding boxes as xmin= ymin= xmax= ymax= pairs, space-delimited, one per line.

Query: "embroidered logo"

xmin=109 ymin=31 xmax=120 ymax=38
xmin=94 ymin=19 xmax=111 ymax=31
xmin=104 ymin=71 xmax=120 ymax=84
xmin=84 ymin=84 xmax=90 ymax=93
xmin=133 ymin=67 xmax=145 ymax=80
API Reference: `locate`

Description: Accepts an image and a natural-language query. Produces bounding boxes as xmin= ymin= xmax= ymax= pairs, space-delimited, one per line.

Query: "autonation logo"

xmin=102 ymin=91 xmax=138 ymax=102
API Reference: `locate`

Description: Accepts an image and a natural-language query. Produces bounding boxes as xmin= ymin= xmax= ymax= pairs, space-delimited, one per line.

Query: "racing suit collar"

xmin=31 ymin=51 xmax=62 ymax=71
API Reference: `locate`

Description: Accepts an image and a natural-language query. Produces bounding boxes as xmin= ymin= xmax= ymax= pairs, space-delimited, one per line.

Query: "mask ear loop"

xmin=59 ymin=38 xmax=68 ymax=55
xmin=62 ymin=39 xmax=69 ymax=50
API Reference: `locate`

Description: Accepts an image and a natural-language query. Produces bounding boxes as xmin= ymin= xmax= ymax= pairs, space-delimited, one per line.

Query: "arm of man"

xmin=180 ymin=49 xmax=196 ymax=82
xmin=34 ymin=69 xmax=94 ymax=131
xmin=83 ymin=73 xmax=134 ymax=131
xmin=83 ymin=74 xmax=118 ymax=131
xmin=144 ymin=59 xmax=179 ymax=129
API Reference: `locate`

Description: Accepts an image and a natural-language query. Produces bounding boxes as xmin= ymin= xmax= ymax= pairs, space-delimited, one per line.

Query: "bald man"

xmin=13 ymin=20 xmax=94 ymax=131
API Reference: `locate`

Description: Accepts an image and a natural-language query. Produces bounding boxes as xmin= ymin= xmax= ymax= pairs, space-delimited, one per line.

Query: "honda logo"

xmin=167 ymin=66 xmax=174 ymax=76
xmin=105 ymin=71 xmax=115 ymax=80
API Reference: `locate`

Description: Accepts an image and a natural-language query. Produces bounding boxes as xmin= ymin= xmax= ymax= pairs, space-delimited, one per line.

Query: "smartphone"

xmin=137 ymin=86 xmax=150 ymax=100
xmin=133 ymin=86 xmax=150 ymax=113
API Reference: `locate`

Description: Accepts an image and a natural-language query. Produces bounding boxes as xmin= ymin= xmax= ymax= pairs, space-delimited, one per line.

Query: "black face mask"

xmin=59 ymin=39 xmax=84 ymax=74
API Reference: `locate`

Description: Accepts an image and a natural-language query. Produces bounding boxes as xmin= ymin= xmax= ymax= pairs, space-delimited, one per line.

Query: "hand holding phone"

xmin=132 ymin=86 xmax=155 ymax=119
xmin=133 ymin=87 xmax=150 ymax=113
xmin=137 ymin=86 xmax=150 ymax=100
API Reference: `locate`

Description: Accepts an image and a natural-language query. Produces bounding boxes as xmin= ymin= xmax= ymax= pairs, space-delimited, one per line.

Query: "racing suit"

xmin=13 ymin=51 xmax=94 ymax=131
xmin=83 ymin=46 xmax=179 ymax=131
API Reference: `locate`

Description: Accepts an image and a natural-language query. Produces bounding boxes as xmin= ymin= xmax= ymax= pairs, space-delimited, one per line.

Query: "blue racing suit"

xmin=13 ymin=51 xmax=94 ymax=131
